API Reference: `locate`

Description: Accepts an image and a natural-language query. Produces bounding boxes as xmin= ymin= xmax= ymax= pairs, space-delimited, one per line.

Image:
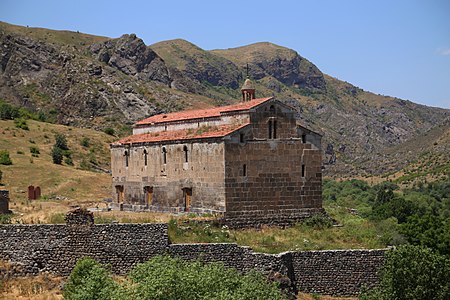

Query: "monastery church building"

xmin=111 ymin=78 xmax=324 ymax=225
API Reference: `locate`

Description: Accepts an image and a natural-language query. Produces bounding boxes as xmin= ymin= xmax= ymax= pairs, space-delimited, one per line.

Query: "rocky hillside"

xmin=0 ymin=21 xmax=448 ymax=177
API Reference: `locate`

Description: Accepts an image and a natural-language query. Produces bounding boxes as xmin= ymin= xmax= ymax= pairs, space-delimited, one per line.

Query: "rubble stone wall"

xmin=0 ymin=223 xmax=386 ymax=296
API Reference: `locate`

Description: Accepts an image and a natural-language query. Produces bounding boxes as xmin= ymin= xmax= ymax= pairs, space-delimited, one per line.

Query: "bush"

xmin=0 ymin=150 xmax=12 ymax=165
xmin=128 ymin=256 xmax=286 ymax=300
xmin=65 ymin=256 xmax=286 ymax=300
xmin=63 ymin=257 xmax=120 ymax=300
xmin=29 ymin=146 xmax=40 ymax=156
xmin=0 ymin=100 xmax=20 ymax=120
xmin=359 ymin=245 xmax=450 ymax=300
xmin=103 ymin=127 xmax=115 ymax=136
xmin=54 ymin=133 xmax=69 ymax=150
xmin=303 ymin=214 xmax=333 ymax=229
xmin=80 ymin=137 xmax=90 ymax=148
xmin=0 ymin=214 xmax=11 ymax=224
xmin=51 ymin=146 xmax=63 ymax=164
xmin=14 ymin=117 xmax=29 ymax=130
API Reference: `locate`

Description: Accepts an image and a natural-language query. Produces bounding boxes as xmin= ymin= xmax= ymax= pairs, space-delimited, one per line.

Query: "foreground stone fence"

xmin=0 ymin=223 xmax=386 ymax=296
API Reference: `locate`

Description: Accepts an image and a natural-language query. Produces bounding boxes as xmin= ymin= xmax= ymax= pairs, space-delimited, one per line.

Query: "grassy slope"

xmin=0 ymin=119 xmax=113 ymax=223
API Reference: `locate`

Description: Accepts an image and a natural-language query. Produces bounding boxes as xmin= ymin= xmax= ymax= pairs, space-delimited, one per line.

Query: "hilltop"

xmin=0 ymin=21 xmax=449 ymax=178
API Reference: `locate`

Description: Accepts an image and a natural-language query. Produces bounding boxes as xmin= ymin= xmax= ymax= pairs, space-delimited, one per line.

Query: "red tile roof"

xmin=135 ymin=97 xmax=273 ymax=126
xmin=114 ymin=123 xmax=249 ymax=145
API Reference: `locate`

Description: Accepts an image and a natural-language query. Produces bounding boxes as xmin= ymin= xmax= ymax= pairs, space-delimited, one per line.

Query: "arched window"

xmin=143 ymin=149 xmax=148 ymax=166
xmin=269 ymin=105 xmax=275 ymax=113
xmin=162 ymin=147 xmax=167 ymax=164
xmin=268 ymin=119 xmax=277 ymax=139
xmin=183 ymin=145 xmax=188 ymax=163
xmin=124 ymin=150 xmax=129 ymax=167
xmin=273 ymin=120 xmax=277 ymax=139
xmin=268 ymin=120 xmax=273 ymax=139
xmin=302 ymin=134 xmax=306 ymax=143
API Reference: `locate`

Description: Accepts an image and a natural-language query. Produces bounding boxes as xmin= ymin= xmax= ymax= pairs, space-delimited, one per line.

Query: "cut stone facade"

xmin=111 ymin=83 xmax=323 ymax=225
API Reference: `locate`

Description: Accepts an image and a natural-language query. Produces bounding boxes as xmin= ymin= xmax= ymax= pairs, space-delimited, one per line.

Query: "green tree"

xmin=401 ymin=214 xmax=450 ymax=256
xmin=51 ymin=146 xmax=63 ymax=164
xmin=359 ymin=245 xmax=450 ymax=300
xmin=0 ymin=150 xmax=12 ymax=165
xmin=63 ymin=257 xmax=121 ymax=300
xmin=55 ymin=133 xmax=69 ymax=150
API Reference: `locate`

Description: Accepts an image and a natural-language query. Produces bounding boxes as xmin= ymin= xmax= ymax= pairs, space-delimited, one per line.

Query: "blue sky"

xmin=1 ymin=0 xmax=449 ymax=108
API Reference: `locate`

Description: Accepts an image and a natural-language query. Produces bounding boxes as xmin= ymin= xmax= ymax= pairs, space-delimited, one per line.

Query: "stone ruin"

xmin=28 ymin=185 xmax=41 ymax=200
xmin=0 ymin=190 xmax=10 ymax=214
xmin=64 ymin=208 xmax=94 ymax=226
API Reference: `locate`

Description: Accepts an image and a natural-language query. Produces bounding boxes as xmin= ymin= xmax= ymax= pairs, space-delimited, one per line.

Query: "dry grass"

xmin=297 ymin=292 xmax=356 ymax=300
xmin=0 ymin=274 xmax=63 ymax=300
xmin=0 ymin=119 xmax=112 ymax=223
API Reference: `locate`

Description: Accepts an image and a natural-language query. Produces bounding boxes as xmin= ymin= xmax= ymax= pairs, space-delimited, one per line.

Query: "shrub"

xmin=65 ymin=256 xmax=286 ymax=300
xmin=63 ymin=257 xmax=120 ymax=300
xmin=0 ymin=150 xmax=12 ymax=165
xmin=29 ymin=146 xmax=40 ymax=156
xmin=303 ymin=214 xmax=333 ymax=229
xmin=80 ymin=137 xmax=90 ymax=148
xmin=14 ymin=118 xmax=29 ymax=130
xmin=103 ymin=127 xmax=115 ymax=136
xmin=54 ymin=133 xmax=69 ymax=150
xmin=0 ymin=214 xmax=11 ymax=224
xmin=128 ymin=256 xmax=286 ymax=300
xmin=51 ymin=146 xmax=63 ymax=164
xmin=0 ymin=100 xmax=20 ymax=120
xmin=64 ymin=156 xmax=74 ymax=166
xmin=359 ymin=245 xmax=450 ymax=300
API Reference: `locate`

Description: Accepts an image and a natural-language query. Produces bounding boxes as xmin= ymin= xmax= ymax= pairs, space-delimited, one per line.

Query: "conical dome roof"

xmin=241 ymin=78 xmax=255 ymax=90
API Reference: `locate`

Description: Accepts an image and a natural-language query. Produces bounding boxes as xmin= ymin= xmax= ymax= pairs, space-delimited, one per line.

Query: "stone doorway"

xmin=182 ymin=188 xmax=192 ymax=212
xmin=115 ymin=185 xmax=124 ymax=203
xmin=144 ymin=186 xmax=153 ymax=206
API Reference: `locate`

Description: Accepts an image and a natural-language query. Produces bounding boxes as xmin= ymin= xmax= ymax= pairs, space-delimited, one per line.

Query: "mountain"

xmin=0 ymin=21 xmax=448 ymax=178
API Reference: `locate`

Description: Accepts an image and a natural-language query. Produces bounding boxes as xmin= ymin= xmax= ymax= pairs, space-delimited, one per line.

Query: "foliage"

xmin=103 ymin=127 xmax=115 ymax=136
xmin=401 ymin=214 xmax=450 ymax=256
xmin=302 ymin=214 xmax=333 ymax=229
xmin=0 ymin=100 xmax=20 ymax=120
xmin=0 ymin=150 xmax=12 ymax=165
xmin=29 ymin=146 xmax=40 ymax=157
xmin=80 ymin=137 xmax=90 ymax=148
xmin=54 ymin=133 xmax=69 ymax=150
xmin=359 ymin=245 xmax=450 ymax=300
xmin=128 ymin=256 xmax=285 ymax=300
xmin=14 ymin=118 xmax=29 ymax=130
xmin=51 ymin=146 xmax=63 ymax=164
xmin=0 ymin=169 xmax=2 ymax=182
xmin=0 ymin=214 xmax=11 ymax=224
xmin=63 ymin=257 xmax=121 ymax=300
xmin=65 ymin=256 xmax=286 ymax=300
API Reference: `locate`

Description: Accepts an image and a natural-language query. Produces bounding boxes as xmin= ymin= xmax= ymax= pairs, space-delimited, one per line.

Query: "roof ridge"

xmin=135 ymin=97 xmax=273 ymax=126
xmin=114 ymin=123 xmax=250 ymax=145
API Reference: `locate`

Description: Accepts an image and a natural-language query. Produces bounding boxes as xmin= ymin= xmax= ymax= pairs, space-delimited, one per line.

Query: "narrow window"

xmin=183 ymin=145 xmax=188 ymax=163
xmin=302 ymin=134 xmax=306 ymax=143
xmin=243 ymin=164 xmax=247 ymax=176
xmin=162 ymin=147 xmax=167 ymax=164
xmin=143 ymin=149 xmax=148 ymax=166
xmin=268 ymin=120 xmax=273 ymax=139
xmin=269 ymin=105 xmax=275 ymax=113
xmin=240 ymin=133 xmax=245 ymax=143
xmin=124 ymin=150 xmax=129 ymax=167
xmin=273 ymin=120 xmax=277 ymax=139
xmin=301 ymin=164 xmax=305 ymax=178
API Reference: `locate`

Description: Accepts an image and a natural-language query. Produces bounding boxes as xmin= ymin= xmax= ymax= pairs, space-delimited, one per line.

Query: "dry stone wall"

xmin=0 ymin=223 xmax=386 ymax=296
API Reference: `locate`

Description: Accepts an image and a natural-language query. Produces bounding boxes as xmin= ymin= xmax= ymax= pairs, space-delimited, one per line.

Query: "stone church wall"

xmin=111 ymin=140 xmax=226 ymax=213
xmin=0 ymin=223 xmax=386 ymax=296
